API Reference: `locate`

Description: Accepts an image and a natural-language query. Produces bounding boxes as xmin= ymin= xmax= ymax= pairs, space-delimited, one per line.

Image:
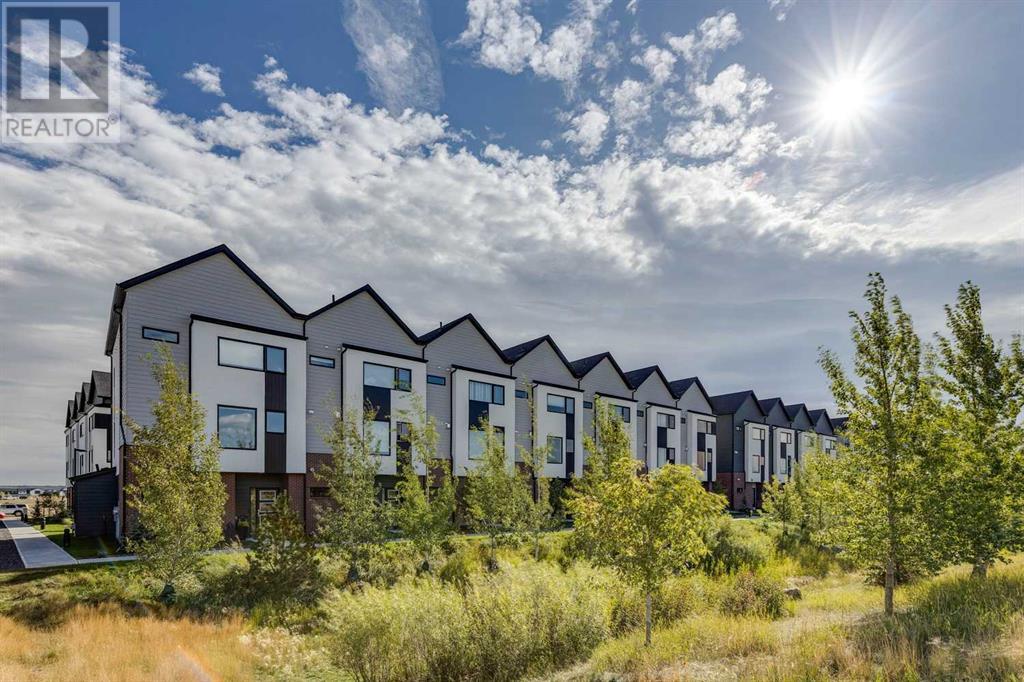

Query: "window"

xmin=427 ymin=374 xmax=446 ymax=386
xmin=750 ymin=427 xmax=766 ymax=474
xmin=90 ymin=415 xmax=95 ymax=429
xmin=515 ymin=389 xmax=528 ymax=399
xmin=656 ymin=413 xmax=676 ymax=429
xmin=309 ymin=355 xmax=335 ymax=368
xmin=583 ymin=400 xmax=593 ymax=410
xmin=370 ymin=421 xmax=390 ymax=455
xmin=547 ymin=435 xmax=563 ymax=464
xmin=469 ymin=425 xmax=504 ymax=460
xmin=546 ymin=394 xmax=575 ymax=414
xmin=363 ymin=362 xmax=411 ymax=391
xmin=384 ymin=488 xmax=400 ymax=503
xmin=310 ymin=487 xmax=329 ymax=498
xmin=219 ymin=338 xmax=265 ymax=370
xmin=266 ymin=411 xmax=286 ymax=434
xmin=218 ymin=406 xmax=257 ymax=450
xmin=637 ymin=410 xmax=644 ymax=418
xmin=142 ymin=327 xmax=179 ymax=343
xmin=657 ymin=447 xmax=676 ymax=467
xmin=566 ymin=438 xmax=575 ymax=453
xmin=611 ymin=404 xmax=630 ymax=423
xmin=469 ymin=380 xmax=505 ymax=405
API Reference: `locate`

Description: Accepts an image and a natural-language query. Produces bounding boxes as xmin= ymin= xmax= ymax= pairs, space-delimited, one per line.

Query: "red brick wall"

xmin=286 ymin=473 xmax=305 ymax=522
xmin=221 ymin=472 xmax=237 ymax=538
xmin=305 ymin=453 xmax=332 ymax=533
xmin=118 ymin=444 xmax=138 ymax=538
xmin=716 ymin=472 xmax=758 ymax=512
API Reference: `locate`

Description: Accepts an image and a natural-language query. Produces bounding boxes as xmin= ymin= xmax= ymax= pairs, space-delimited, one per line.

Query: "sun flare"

xmin=816 ymin=75 xmax=869 ymax=125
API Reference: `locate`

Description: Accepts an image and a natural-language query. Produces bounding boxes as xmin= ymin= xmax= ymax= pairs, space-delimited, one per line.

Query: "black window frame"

xmin=656 ymin=413 xmax=676 ymax=429
xmin=515 ymin=389 xmax=529 ymax=399
xmin=309 ymin=355 xmax=335 ymax=369
xmin=218 ymin=337 xmax=267 ymax=372
xmin=266 ymin=410 xmax=286 ymax=434
xmin=142 ymin=326 xmax=179 ymax=344
xmin=468 ymin=379 xmax=505 ymax=405
xmin=427 ymin=374 xmax=446 ymax=386
xmin=364 ymin=361 xmax=413 ymax=392
xmin=217 ymin=404 xmax=258 ymax=451
xmin=546 ymin=394 xmax=575 ymax=414
xmin=547 ymin=435 xmax=563 ymax=464
xmin=264 ymin=345 xmax=286 ymax=374
xmin=468 ymin=424 xmax=504 ymax=460
xmin=611 ymin=404 xmax=631 ymax=423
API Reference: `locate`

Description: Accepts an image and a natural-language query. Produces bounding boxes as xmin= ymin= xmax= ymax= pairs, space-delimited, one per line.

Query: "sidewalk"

xmin=2 ymin=519 xmax=77 ymax=569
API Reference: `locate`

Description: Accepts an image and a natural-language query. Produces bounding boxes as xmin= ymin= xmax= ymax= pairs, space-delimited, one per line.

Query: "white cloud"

xmin=607 ymin=78 xmax=651 ymax=130
xmin=632 ymin=45 xmax=677 ymax=85
xmin=342 ymin=0 xmax=444 ymax=112
xmin=666 ymin=11 xmax=742 ymax=78
xmin=183 ymin=62 xmax=224 ymax=96
xmin=458 ymin=0 xmax=613 ymax=84
xmin=768 ymin=0 xmax=797 ymax=21
xmin=692 ymin=63 xmax=771 ymax=119
xmin=563 ymin=101 xmax=610 ymax=156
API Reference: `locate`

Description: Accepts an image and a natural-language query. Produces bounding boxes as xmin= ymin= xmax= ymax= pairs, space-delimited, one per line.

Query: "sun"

xmin=816 ymin=75 xmax=870 ymax=125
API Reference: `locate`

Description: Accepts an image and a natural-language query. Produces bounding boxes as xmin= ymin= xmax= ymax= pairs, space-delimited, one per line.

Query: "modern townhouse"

xmin=570 ymin=352 xmax=638 ymax=470
xmin=709 ymin=390 xmax=769 ymax=511
xmin=758 ymin=398 xmax=797 ymax=484
xmin=623 ymin=366 xmax=682 ymax=473
xmin=808 ymin=409 xmax=838 ymax=456
xmin=503 ymin=336 xmax=584 ymax=481
xmin=64 ymin=370 xmax=112 ymax=482
xmin=784 ymin=403 xmax=817 ymax=462
xmin=66 ymin=243 xmax=847 ymax=538
xmin=669 ymin=377 xmax=717 ymax=489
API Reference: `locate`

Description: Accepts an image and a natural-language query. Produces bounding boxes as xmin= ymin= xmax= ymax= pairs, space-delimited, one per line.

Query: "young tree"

xmin=517 ymin=383 xmax=562 ymax=561
xmin=393 ymin=398 xmax=456 ymax=572
xmin=569 ymin=454 xmax=724 ymax=645
xmin=931 ymin=281 xmax=1024 ymax=577
xmin=761 ymin=476 xmax=800 ymax=536
xmin=464 ymin=419 xmax=529 ymax=570
xmin=317 ymin=407 xmax=391 ymax=581
xmin=818 ymin=273 xmax=943 ymax=616
xmin=569 ymin=398 xmax=725 ymax=645
xmin=123 ymin=345 xmax=226 ymax=602
xmin=246 ymin=493 xmax=323 ymax=605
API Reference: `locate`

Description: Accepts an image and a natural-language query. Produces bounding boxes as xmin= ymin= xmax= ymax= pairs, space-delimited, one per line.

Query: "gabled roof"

xmin=668 ymin=376 xmax=712 ymax=404
xmin=710 ymin=390 xmax=765 ymax=417
xmin=570 ymin=352 xmax=632 ymax=388
xmin=106 ymin=244 xmax=302 ymax=355
xmin=73 ymin=390 xmax=84 ymax=419
xmin=832 ymin=416 xmax=848 ymax=432
xmin=78 ymin=383 xmax=89 ymax=411
xmin=502 ymin=335 xmax=578 ymax=376
xmin=758 ymin=397 xmax=785 ymax=415
xmin=417 ymin=314 xmax=509 ymax=364
xmin=623 ymin=365 xmax=673 ymax=394
xmin=808 ymin=408 xmax=835 ymax=433
xmin=305 ymin=283 xmax=420 ymax=345
xmin=65 ymin=400 xmax=74 ymax=429
xmin=88 ymin=370 xmax=111 ymax=404
xmin=784 ymin=403 xmax=813 ymax=424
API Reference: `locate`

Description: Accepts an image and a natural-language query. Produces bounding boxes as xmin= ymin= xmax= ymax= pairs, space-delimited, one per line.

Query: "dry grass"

xmin=0 ymin=605 xmax=257 ymax=682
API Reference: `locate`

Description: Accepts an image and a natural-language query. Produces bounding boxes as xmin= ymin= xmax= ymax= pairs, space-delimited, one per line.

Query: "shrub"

xmin=720 ymin=571 xmax=788 ymax=619
xmin=608 ymin=575 xmax=703 ymax=635
xmin=321 ymin=562 xmax=611 ymax=681
xmin=699 ymin=517 xmax=770 ymax=576
xmin=245 ymin=494 xmax=324 ymax=606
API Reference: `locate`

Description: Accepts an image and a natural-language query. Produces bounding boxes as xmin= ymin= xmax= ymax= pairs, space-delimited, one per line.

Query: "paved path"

xmin=1 ymin=519 xmax=76 ymax=569
xmin=0 ymin=520 xmax=24 ymax=570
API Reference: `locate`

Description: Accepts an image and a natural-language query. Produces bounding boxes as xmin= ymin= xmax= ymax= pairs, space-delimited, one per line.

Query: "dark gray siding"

xmin=72 ymin=469 xmax=117 ymax=538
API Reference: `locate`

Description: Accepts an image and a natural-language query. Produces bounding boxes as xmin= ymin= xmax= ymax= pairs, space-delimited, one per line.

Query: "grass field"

xmin=38 ymin=520 xmax=120 ymax=560
xmin=0 ymin=521 xmax=1020 ymax=681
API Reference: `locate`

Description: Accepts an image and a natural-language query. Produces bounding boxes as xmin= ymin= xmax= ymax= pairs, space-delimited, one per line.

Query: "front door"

xmin=250 ymin=487 xmax=280 ymax=528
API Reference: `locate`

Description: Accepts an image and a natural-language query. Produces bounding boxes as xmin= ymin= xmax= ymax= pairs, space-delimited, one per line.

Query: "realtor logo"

xmin=2 ymin=2 xmax=120 ymax=143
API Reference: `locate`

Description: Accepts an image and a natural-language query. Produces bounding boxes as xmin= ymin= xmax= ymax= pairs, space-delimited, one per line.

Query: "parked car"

xmin=0 ymin=503 xmax=28 ymax=519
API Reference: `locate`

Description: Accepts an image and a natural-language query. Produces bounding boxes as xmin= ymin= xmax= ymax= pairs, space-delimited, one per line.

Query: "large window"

xmin=656 ymin=413 xmax=676 ymax=429
xmin=363 ymin=362 xmax=412 ymax=392
xmin=657 ymin=446 xmax=675 ymax=467
xmin=142 ymin=327 xmax=179 ymax=343
xmin=369 ymin=420 xmax=391 ymax=456
xmin=750 ymin=427 xmax=766 ymax=474
xmin=696 ymin=419 xmax=715 ymax=471
xmin=218 ymin=405 xmax=257 ymax=450
xmin=219 ymin=338 xmax=286 ymax=373
xmin=547 ymin=435 xmax=563 ymax=464
xmin=469 ymin=425 xmax=504 ymax=460
xmin=611 ymin=404 xmax=631 ymax=423
xmin=546 ymin=394 xmax=575 ymax=414
xmin=469 ymin=380 xmax=505 ymax=405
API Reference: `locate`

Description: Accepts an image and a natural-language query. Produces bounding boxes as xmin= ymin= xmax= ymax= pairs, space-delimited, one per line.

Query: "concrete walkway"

xmin=2 ymin=519 xmax=77 ymax=568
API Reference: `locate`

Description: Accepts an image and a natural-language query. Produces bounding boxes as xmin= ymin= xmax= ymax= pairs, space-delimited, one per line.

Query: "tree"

xmin=393 ymin=398 xmax=456 ymax=572
xmin=316 ymin=407 xmax=391 ymax=580
xmin=123 ymin=345 xmax=226 ymax=602
xmin=931 ymin=281 xmax=1024 ymax=577
xmin=517 ymin=383 xmax=563 ymax=560
xmin=568 ymin=399 xmax=725 ymax=645
xmin=761 ymin=476 xmax=800 ymax=535
xmin=246 ymin=493 xmax=323 ymax=605
xmin=464 ymin=419 xmax=529 ymax=570
xmin=818 ymin=273 xmax=943 ymax=616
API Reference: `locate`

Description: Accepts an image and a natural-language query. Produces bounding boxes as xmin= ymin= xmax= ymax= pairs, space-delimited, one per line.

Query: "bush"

xmin=321 ymin=562 xmax=611 ymax=681
xmin=720 ymin=571 xmax=788 ymax=619
xmin=699 ymin=517 xmax=770 ymax=576
xmin=608 ymin=576 xmax=703 ymax=635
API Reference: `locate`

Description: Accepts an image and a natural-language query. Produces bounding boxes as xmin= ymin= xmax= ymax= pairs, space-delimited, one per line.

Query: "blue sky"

xmin=1 ymin=0 xmax=1021 ymax=482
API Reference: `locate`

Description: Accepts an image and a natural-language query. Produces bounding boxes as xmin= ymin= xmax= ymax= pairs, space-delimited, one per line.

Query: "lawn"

xmin=38 ymin=520 xmax=120 ymax=560
xmin=0 ymin=522 xmax=1020 ymax=681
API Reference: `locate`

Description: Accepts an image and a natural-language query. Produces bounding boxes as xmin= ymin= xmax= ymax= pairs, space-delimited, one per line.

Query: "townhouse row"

xmin=66 ymin=245 xmax=841 ymax=539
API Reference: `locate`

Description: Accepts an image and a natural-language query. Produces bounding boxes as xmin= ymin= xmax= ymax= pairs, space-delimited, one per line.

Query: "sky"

xmin=1 ymin=0 xmax=1022 ymax=483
